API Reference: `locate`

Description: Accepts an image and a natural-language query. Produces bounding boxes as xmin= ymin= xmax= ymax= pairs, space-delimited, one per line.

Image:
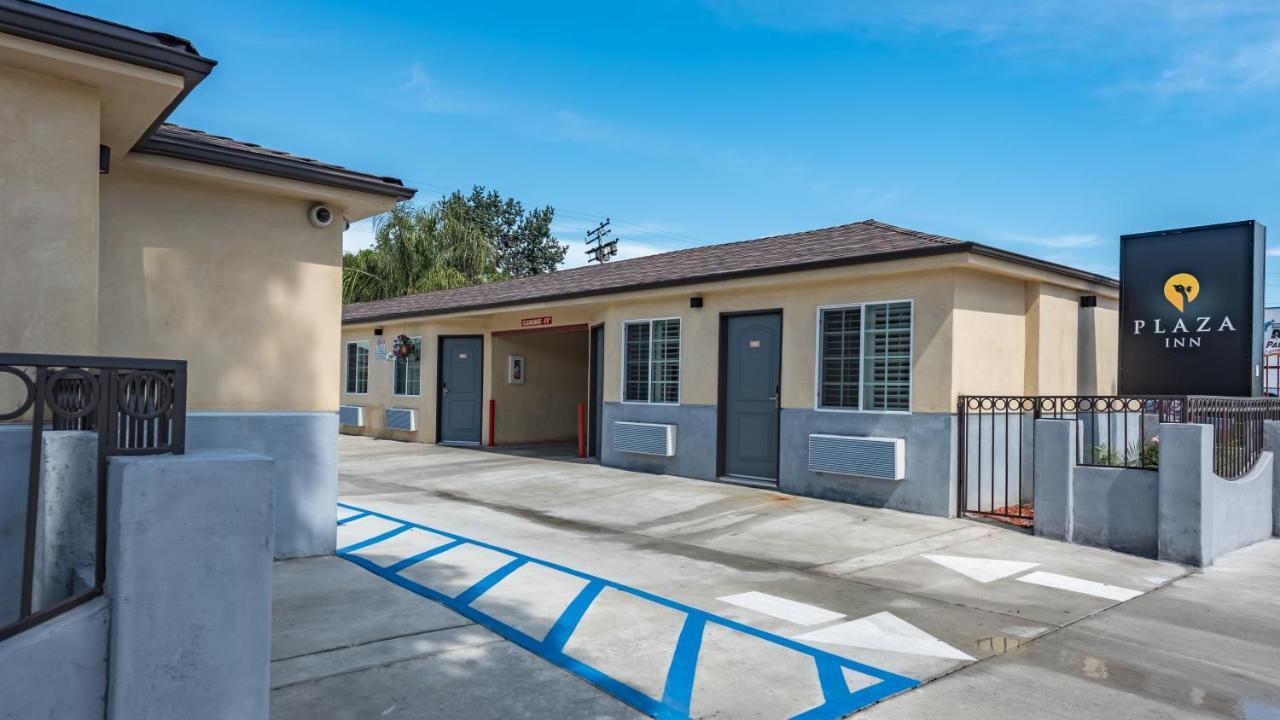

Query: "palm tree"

xmin=342 ymin=202 xmax=499 ymax=304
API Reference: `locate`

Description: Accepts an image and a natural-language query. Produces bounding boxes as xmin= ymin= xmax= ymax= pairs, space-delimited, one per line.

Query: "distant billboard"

xmin=1119 ymin=221 xmax=1264 ymax=397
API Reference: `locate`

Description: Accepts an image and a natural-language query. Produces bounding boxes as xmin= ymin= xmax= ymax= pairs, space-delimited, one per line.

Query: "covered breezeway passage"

xmin=488 ymin=324 xmax=597 ymax=457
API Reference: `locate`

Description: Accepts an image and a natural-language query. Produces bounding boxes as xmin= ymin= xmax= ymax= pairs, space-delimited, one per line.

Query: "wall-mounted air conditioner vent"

xmin=612 ymin=421 xmax=676 ymax=457
xmin=339 ymin=405 xmax=365 ymax=427
xmin=385 ymin=408 xmax=418 ymax=432
xmin=808 ymin=434 xmax=904 ymax=480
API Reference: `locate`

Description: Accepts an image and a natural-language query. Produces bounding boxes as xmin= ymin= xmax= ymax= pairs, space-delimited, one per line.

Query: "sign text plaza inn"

xmin=340 ymin=220 xmax=1121 ymax=518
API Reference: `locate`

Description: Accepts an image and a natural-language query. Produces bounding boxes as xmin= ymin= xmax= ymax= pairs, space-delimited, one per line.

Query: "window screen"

xmin=345 ymin=341 xmax=369 ymax=394
xmin=623 ymin=319 xmax=680 ymax=403
xmin=818 ymin=302 xmax=911 ymax=411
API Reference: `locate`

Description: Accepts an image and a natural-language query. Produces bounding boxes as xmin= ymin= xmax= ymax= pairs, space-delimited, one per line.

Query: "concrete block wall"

xmin=0 ymin=596 xmax=109 ymax=720
xmin=1035 ymin=418 xmax=1275 ymax=566
xmin=1265 ymin=421 xmax=1280 ymax=538
xmin=107 ymin=450 xmax=274 ymax=720
xmin=0 ymin=428 xmax=98 ymax=624
xmin=187 ymin=411 xmax=337 ymax=559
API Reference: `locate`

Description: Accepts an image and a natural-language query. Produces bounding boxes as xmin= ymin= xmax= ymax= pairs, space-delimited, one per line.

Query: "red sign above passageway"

xmin=521 ymin=316 xmax=553 ymax=327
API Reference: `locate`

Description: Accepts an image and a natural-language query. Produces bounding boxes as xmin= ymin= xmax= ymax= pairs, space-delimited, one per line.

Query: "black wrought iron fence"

xmin=957 ymin=394 xmax=1280 ymax=527
xmin=0 ymin=353 xmax=186 ymax=642
xmin=1184 ymin=396 xmax=1280 ymax=479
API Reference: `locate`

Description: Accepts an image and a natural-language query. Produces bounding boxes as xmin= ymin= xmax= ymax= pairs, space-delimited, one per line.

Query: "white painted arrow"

xmin=795 ymin=612 xmax=974 ymax=661
xmin=922 ymin=554 xmax=1040 ymax=583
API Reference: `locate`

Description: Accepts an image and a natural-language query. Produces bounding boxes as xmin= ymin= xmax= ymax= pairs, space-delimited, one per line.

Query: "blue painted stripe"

xmin=336 ymin=510 xmax=371 ymax=525
xmin=335 ymin=503 xmax=919 ymax=719
xmin=456 ymin=557 xmax=527 ymax=605
xmin=658 ymin=615 xmax=706 ymax=719
xmin=814 ymin=656 xmax=850 ymax=704
xmin=543 ymin=580 xmax=605 ymax=652
xmin=385 ymin=539 xmax=465 ymax=573
xmin=336 ymin=524 xmax=411 ymax=554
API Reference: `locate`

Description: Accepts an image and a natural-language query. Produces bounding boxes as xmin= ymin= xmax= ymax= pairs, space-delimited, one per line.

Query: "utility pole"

xmin=585 ymin=218 xmax=618 ymax=264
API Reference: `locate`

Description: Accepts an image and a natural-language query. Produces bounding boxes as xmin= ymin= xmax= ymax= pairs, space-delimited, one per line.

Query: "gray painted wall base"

xmin=0 ymin=596 xmax=108 ymax=720
xmin=599 ymin=403 xmax=955 ymax=518
xmin=601 ymin=403 xmax=717 ymax=481
xmin=107 ymin=450 xmax=274 ymax=720
xmin=187 ymin=412 xmax=337 ymax=559
xmin=780 ymin=410 xmax=954 ymax=517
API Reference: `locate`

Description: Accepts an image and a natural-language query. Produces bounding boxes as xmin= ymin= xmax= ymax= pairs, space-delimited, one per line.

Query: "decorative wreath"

xmin=392 ymin=334 xmax=418 ymax=360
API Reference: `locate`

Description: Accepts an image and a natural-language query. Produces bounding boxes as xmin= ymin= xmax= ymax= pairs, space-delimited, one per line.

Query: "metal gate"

xmin=956 ymin=397 xmax=1037 ymax=526
xmin=956 ymin=395 xmax=1189 ymax=528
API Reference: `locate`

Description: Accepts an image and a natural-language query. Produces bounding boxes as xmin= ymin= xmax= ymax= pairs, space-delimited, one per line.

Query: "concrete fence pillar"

xmin=1265 ymin=421 xmax=1280 ymax=537
xmin=1156 ymin=423 xmax=1213 ymax=567
xmin=1033 ymin=419 xmax=1076 ymax=542
xmin=106 ymin=450 xmax=274 ymax=720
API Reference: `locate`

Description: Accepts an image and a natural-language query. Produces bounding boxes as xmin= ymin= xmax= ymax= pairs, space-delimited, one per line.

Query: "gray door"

xmin=439 ymin=336 xmax=483 ymax=444
xmin=722 ymin=312 xmax=782 ymax=480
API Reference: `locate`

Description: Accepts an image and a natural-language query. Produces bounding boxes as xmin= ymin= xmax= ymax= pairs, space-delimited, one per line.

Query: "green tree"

xmin=438 ymin=186 xmax=567 ymax=278
xmin=342 ymin=202 xmax=497 ymax=304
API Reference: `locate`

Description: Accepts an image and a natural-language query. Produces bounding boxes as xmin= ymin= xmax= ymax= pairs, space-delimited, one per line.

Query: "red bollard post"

xmin=577 ymin=402 xmax=586 ymax=458
xmin=488 ymin=398 xmax=495 ymax=447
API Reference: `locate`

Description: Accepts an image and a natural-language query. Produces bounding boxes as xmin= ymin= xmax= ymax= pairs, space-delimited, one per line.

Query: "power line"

xmin=584 ymin=218 xmax=618 ymax=264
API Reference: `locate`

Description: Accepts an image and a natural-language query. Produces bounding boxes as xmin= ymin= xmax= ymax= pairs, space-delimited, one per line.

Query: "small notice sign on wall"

xmin=521 ymin=316 xmax=553 ymax=328
xmin=375 ymin=337 xmax=387 ymax=361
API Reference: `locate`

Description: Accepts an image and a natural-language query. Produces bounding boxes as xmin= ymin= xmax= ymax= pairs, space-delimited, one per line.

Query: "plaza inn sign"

xmin=1119 ymin=221 xmax=1265 ymax=396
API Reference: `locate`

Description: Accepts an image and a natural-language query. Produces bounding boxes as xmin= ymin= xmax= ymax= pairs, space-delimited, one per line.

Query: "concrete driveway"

xmin=270 ymin=436 xmax=1278 ymax=719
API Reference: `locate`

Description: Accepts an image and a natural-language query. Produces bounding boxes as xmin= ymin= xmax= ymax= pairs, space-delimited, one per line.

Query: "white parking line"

xmin=1016 ymin=571 xmax=1142 ymax=602
xmin=921 ymin=554 xmax=1039 ymax=583
xmin=718 ymin=591 xmax=846 ymax=627
xmin=795 ymin=612 xmax=974 ymax=661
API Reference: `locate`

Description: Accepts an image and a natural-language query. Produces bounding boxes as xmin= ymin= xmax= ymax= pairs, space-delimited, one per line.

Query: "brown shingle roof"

xmin=343 ymin=219 xmax=1116 ymax=324
xmin=138 ymin=124 xmax=416 ymax=199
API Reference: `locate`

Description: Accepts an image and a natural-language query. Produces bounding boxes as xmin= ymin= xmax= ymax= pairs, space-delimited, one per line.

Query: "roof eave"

xmin=341 ymin=244 xmax=975 ymax=325
xmin=0 ymin=0 xmax=216 ymax=147
xmin=137 ymin=132 xmax=417 ymax=200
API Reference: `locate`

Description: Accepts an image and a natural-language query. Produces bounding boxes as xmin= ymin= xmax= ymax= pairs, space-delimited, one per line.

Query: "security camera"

xmin=308 ymin=204 xmax=333 ymax=228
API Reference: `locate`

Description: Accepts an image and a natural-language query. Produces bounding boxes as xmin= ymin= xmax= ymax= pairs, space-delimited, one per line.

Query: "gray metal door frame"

xmin=436 ymin=335 xmax=484 ymax=445
xmin=588 ymin=324 xmax=604 ymax=458
xmin=717 ymin=309 xmax=783 ymax=482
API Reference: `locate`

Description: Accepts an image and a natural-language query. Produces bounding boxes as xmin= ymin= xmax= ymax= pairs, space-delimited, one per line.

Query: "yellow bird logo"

xmin=1163 ymin=273 xmax=1199 ymax=312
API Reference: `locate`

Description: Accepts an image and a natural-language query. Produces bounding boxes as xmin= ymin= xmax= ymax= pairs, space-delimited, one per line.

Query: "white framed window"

xmin=621 ymin=318 xmax=681 ymax=404
xmin=393 ymin=336 xmax=423 ymax=396
xmin=345 ymin=340 xmax=369 ymax=395
xmin=815 ymin=300 xmax=912 ymax=413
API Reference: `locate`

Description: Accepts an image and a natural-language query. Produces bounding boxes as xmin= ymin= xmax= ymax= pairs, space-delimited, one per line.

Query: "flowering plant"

xmin=392 ymin=334 xmax=418 ymax=360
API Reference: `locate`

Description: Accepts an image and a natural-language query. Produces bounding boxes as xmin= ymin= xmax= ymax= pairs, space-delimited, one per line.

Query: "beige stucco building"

xmin=0 ymin=1 xmax=414 ymax=557
xmin=340 ymin=221 xmax=1118 ymax=517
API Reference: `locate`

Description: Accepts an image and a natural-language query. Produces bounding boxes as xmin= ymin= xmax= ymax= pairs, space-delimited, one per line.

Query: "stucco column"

xmin=1157 ymin=423 xmax=1213 ymax=567
xmin=1265 ymin=421 xmax=1280 ymax=538
xmin=106 ymin=450 xmax=274 ymax=720
xmin=1033 ymin=419 xmax=1075 ymax=541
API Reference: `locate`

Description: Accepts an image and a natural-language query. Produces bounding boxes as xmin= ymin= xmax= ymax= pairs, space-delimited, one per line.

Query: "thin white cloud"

xmin=395 ymin=61 xmax=488 ymax=115
xmin=560 ymin=239 xmax=671 ymax=269
xmin=702 ymin=0 xmax=1280 ymax=98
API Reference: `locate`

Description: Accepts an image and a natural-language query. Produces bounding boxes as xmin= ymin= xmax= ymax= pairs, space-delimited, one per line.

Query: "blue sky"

xmin=69 ymin=1 xmax=1280 ymax=293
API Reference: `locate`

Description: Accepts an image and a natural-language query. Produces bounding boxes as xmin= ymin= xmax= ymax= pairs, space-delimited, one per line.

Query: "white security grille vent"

xmin=612 ymin=421 xmax=676 ymax=457
xmin=338 ymin=405 xmax=365 ymax=427
xmin=808 ymin=434 xmax=904 ymax=480
xmin=385 ymin=408 xmax=417 ymax=432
